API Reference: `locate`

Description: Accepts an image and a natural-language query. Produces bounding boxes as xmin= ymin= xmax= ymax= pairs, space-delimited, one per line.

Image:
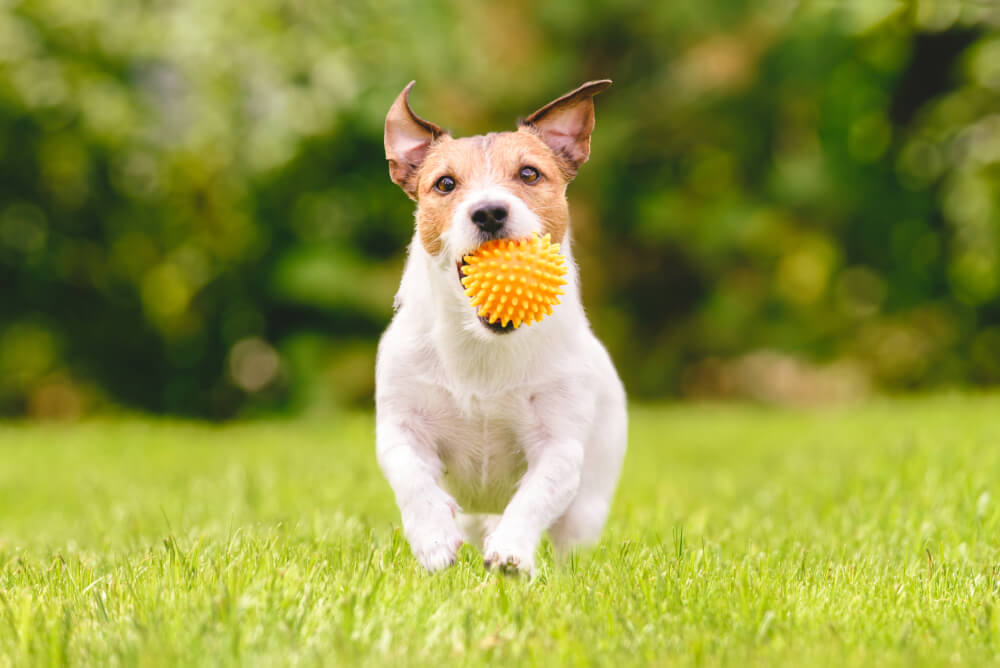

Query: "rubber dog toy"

xmin=460 ymin=233 xmax=568 ymax=328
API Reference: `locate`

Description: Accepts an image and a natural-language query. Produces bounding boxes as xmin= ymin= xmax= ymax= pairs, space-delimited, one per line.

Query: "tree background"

xmin=2 ymin=0 xmax=999 ymax=418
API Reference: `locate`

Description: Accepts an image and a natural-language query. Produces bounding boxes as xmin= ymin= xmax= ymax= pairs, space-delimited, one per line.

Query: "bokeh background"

xmin=2 ymin=0 xmax=999 ymax=419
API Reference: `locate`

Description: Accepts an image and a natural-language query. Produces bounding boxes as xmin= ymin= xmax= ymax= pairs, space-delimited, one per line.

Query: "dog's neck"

xmin=397 ymin=236 xmax=585 ymax=397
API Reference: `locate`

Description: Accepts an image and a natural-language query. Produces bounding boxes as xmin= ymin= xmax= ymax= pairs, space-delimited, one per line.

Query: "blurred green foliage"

xmin=1 ymin=0 xmax=998 ymax=417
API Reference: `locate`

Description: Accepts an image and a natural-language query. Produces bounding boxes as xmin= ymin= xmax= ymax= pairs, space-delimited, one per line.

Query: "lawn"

xmin=2 ymin=394 xmax=999 ymax=666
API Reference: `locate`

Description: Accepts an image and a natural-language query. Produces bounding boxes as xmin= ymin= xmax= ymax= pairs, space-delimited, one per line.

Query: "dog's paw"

xmin=410 ymin=526 xmax=463 ymax=572
xmin=400 ymin=489 xmax=464 ymax=572
xmin=482 ymin=532 xmax=535 ymax=577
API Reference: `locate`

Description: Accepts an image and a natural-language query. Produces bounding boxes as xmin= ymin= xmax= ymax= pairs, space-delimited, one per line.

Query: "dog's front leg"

xmin=376 ymin=419 xmax=463 ymax=572
xmin=483 ymin=437 xmax=583 ymax=576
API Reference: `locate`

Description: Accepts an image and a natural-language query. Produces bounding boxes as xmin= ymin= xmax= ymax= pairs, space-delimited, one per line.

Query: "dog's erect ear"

xmin=520 ymin=79 xmax=611 ymax=176
xmin=385 ymin=81 xmax=446 ymax=199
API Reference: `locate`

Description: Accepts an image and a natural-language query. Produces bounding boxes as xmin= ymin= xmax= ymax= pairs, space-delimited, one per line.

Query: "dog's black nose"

xmin=470 ymin=202 xmax=509 ymax=234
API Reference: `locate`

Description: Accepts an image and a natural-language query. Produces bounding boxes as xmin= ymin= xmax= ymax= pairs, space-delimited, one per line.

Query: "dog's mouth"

xmin=457 ymin=260 xmax=515 ymax=335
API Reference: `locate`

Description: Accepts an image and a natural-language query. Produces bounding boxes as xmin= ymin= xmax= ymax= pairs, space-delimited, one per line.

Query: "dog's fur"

xmin=376 ymin=80 xmax=627 ymax=575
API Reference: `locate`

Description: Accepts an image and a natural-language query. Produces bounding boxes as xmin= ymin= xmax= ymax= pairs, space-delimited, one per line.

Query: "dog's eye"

xmin=519 ymin=166 xmax=541 ymax=185
xmin=434 ymin=175 xmax=456 ymax=194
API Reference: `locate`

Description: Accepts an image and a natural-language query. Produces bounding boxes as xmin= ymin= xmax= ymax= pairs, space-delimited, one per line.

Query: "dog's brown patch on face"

xmin=500 ymin=130 xmax=572 ymax=243
xmin=414 ymin=136 xmax=474 ymax=256
xmin=413 ymin=132 xmax=572 ymax=256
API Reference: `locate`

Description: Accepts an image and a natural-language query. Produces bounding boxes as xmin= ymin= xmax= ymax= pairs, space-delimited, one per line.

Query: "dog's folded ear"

xmin=385 ymin=81 xmax=446 ymax=200
xmin=520 ymin=79 xmax=612 ymax=177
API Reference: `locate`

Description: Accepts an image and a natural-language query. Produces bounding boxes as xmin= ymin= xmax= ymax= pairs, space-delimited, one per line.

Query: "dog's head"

xmin=384 ymin=80 xmax=610 ymax=333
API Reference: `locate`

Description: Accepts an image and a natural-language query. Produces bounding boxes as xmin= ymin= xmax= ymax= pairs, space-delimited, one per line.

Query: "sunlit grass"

xmin=2 ymin=394 xmax=999 ymax=665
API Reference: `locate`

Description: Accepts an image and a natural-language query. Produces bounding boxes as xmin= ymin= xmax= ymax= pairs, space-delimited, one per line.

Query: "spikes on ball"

xmin=460 ymin=233 xmax=568 ymax=329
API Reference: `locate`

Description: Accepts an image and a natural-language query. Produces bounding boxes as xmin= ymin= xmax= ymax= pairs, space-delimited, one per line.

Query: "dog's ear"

xmin=385 ymin=81 xmax=446 ymax=199
xmin=520 ymin=79 xmax=611 ymax=177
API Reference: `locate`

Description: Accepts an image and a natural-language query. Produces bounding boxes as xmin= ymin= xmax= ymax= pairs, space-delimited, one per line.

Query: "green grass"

xmin=2 ymin=394 xmax=1000 ymax=666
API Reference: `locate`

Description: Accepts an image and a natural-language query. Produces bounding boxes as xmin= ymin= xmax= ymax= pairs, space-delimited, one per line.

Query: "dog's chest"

xmin=436 ymin=396 xmax=529 ymax=515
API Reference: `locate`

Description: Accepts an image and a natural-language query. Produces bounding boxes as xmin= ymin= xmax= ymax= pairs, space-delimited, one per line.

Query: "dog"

xmin=376 ymin=80 xmax=627 ymax=575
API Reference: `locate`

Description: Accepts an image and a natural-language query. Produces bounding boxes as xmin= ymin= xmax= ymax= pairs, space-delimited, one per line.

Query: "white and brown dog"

xmin=376 ymin=80 xmax=627 ymax=575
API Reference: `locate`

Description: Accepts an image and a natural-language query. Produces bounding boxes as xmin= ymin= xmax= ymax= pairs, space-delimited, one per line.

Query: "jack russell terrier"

xmin=376 ymin=80 xmax=627 ymax=575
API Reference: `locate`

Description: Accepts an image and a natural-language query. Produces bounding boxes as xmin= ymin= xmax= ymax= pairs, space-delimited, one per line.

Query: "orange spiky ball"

xmin=460 ymin=233 xmax=568 ymax=329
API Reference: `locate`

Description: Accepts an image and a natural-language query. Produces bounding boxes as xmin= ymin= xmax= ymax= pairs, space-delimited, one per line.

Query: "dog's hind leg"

xmin=456 ymin=513 xmax=502 ymax=552
xmin=549 ymin=389 xmax=626 ymax=559
xmin=548 ymin=494 xmax=611 ymax=558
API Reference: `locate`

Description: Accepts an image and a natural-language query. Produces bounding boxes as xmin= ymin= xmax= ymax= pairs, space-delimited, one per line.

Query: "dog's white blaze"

xmin=445 ymin=186 xmax=541 ymax=262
